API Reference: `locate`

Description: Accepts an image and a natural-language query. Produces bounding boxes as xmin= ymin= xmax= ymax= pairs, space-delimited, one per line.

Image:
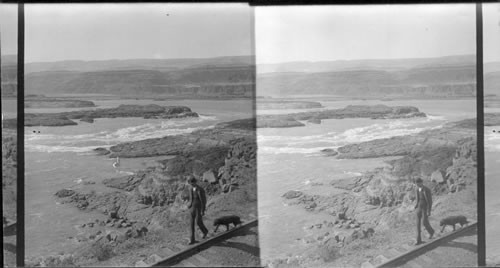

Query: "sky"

xmin=256 ymin=4 xmax=477 ymax=64
xmin=484 ymin=3 xmax=500 ymax=63
xmin=0 ymin=4 xmax=18 ymax=56
xmin=24 ymin=3 xmax=253 ymax=63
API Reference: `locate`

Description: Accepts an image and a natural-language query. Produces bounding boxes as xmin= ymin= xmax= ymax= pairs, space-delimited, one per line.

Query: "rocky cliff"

xmin=258 ymin=63 xmax=476 ymax=98
xmin=1 ymin=63 xmax=17 ymax=97
xmin=25 ymin=63 xmax=255 ymax=98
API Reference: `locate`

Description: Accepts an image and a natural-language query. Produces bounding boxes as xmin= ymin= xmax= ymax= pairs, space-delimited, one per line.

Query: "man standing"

xmin=414 ymin=177 xmax=435 ymax=245
xmin=187 ymin=176 xmax=208 ymax=245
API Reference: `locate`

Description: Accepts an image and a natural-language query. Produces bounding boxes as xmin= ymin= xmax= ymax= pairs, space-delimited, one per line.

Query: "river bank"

xmin=25 ymin=118 xmax=258 ymax=267
xmin=2 ymin=127 xmax=17 ymax=267
xmin=267 ymin=117 xmax=477 ymax=267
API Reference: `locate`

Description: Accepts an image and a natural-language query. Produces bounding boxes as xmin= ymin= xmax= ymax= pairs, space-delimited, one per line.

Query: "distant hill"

xmin=1 ymin=55 xmax=17 ymax=97
xmin=257 ymin=61 xmax=477 ymax=98
xmin=25 ymin=56 xmax=255 ymax=98
xmin=25 ymin=56 xmax=254 ymax=74
xmin=1 ymin=55 xmax=17 ymax=66
xmin=258 ymin=55 xmax=476 ymax=74
xmin=485 ymin=71 xmax=500 ymax=95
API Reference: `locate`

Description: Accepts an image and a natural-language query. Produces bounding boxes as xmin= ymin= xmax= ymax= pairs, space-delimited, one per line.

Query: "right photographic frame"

xmin=256 ymin=4 xmax=479 ymax=267
xmin=484 ymin=2 xmax=500 ymax=267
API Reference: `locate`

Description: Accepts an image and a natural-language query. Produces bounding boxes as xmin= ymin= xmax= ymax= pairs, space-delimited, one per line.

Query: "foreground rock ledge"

xmin=257 ymin=104 xmax=426 ymax=128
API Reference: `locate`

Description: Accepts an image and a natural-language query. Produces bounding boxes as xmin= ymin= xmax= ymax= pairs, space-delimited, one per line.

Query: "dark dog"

xmin=213 ymin=215 xmax=242 ymax=232
xmin=440 ymin=215 xmax=469 ymax=233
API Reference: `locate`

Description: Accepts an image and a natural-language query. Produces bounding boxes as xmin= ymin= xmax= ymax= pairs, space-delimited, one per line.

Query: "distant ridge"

xmin=1 ymin=54 xmax=17 ymax=66
xmin=25 ymin=55 xmax=254 ymax=74
xmin=257 ymin=55 xmax=482 ymax=98
xmin=258 ymin=54 xmax=476 ymax=74
xmin=23 ymin=56 xmax=255 ymax=98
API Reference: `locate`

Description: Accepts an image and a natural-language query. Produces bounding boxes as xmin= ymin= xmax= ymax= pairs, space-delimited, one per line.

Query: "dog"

xmin=213 ymin=215 xmax=242 ymax=232
xmin=440 ymin=215 xmax=469 ymax=233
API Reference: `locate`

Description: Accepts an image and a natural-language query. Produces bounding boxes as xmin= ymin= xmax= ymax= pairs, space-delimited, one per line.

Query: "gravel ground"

xmin=3 ymin=235 xmax=17 ymax=267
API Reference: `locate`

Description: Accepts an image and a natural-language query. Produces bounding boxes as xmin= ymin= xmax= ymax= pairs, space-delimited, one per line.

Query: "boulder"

xmin=135 ymin=260 xmax=149 ymax=267
xmin=94 ymin=147 xmax=110 ymax=156
xmin=106 ymin=232 xmax=118 ymax=242
xmin=202 ymin=170 xmax=217 ymax=183
xmin=344 ymin=229 xmax=364 ymax=244
xmin=80 ymin=117 xmax=94 ymax=123
xmin=320 ymin=148 xmax=338 ymax=157
xmin=305 ymin=202 xmax=317 ymax=210
xmin=55 ymin=189 xmax=75 ymax=198
xmin=146 ymin=254 xmax=163 ymax=265
xmin=430 ymin=170 xmax=445 ymax=184
xmin=282 ymin=190 xmax=303 ymax=199
xmin=308 ymin=118 xmax=322 ymax=124
xmin=361 ymin=227 xmax=375 ymax=238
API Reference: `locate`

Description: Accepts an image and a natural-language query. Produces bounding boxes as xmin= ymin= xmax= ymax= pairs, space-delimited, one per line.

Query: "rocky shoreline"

xmin=6 ymin=104 xmax=198 ymax=127
xmin=270 ymin=118 xmax=477 ymax=267
xmin=2 ymin=128 xmax=17 ymax=267
xmin=257 ymin=104 xmax=426 ymax=128
xmin=28 ymin=118 xmax=257 ymax=266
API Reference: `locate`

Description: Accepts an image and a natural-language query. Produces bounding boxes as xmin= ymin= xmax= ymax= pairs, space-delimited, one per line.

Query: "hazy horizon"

xmin=5 ymin=53 xmax=492 ymax=65
xmin=257 ymin=53 xmax=478 ymax=65
xmin=256 ymin=4 xmax=477 ymax=64
xmin=0 ymin=4 xmax=18 ymax=57
xmin=484 ymin=3 xmax=500 ymax=63
xmin=1 ymin=54 xmax=254 ymax=64
xmin=24 ymin=3 xmax=253 ymax=63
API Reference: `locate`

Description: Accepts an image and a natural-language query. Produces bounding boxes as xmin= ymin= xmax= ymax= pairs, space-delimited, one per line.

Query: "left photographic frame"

xmin=18 ymin=3 xmax=258 ymax=267
xmin=1 ymin=2 xmax=19 ymax=267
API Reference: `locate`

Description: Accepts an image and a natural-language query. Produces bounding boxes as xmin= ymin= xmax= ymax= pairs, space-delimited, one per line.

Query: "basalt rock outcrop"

xmin=282 ymin=117 xmax=477 ymax=264
xmin=57 ymin=118 xmax=257 ymax=232
xmin=257 ymin=105 xmax=426 ymax=128
xmin=95 ymin=118 xmax=255 ymax=158
xmin=335 ymin=119 xmax=475 ymax=160
xmin=13 ymin=104 xmax=198 ymax=127
xmin=2 ymin=128 xmax=17 ymax=224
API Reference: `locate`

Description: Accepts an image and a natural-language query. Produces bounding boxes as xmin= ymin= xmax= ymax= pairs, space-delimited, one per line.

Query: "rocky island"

xmin=257 ymin=104 xmax=426 ymax=128
xmin=5 ymin=104 xmax=198 ymax=127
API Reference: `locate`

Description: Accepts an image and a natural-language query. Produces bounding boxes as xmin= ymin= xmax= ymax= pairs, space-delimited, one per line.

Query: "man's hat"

xmin=187 ymin=175 xmax=197 ymax=184
xmin=415 ymin=178 xmax=423 ymax=183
